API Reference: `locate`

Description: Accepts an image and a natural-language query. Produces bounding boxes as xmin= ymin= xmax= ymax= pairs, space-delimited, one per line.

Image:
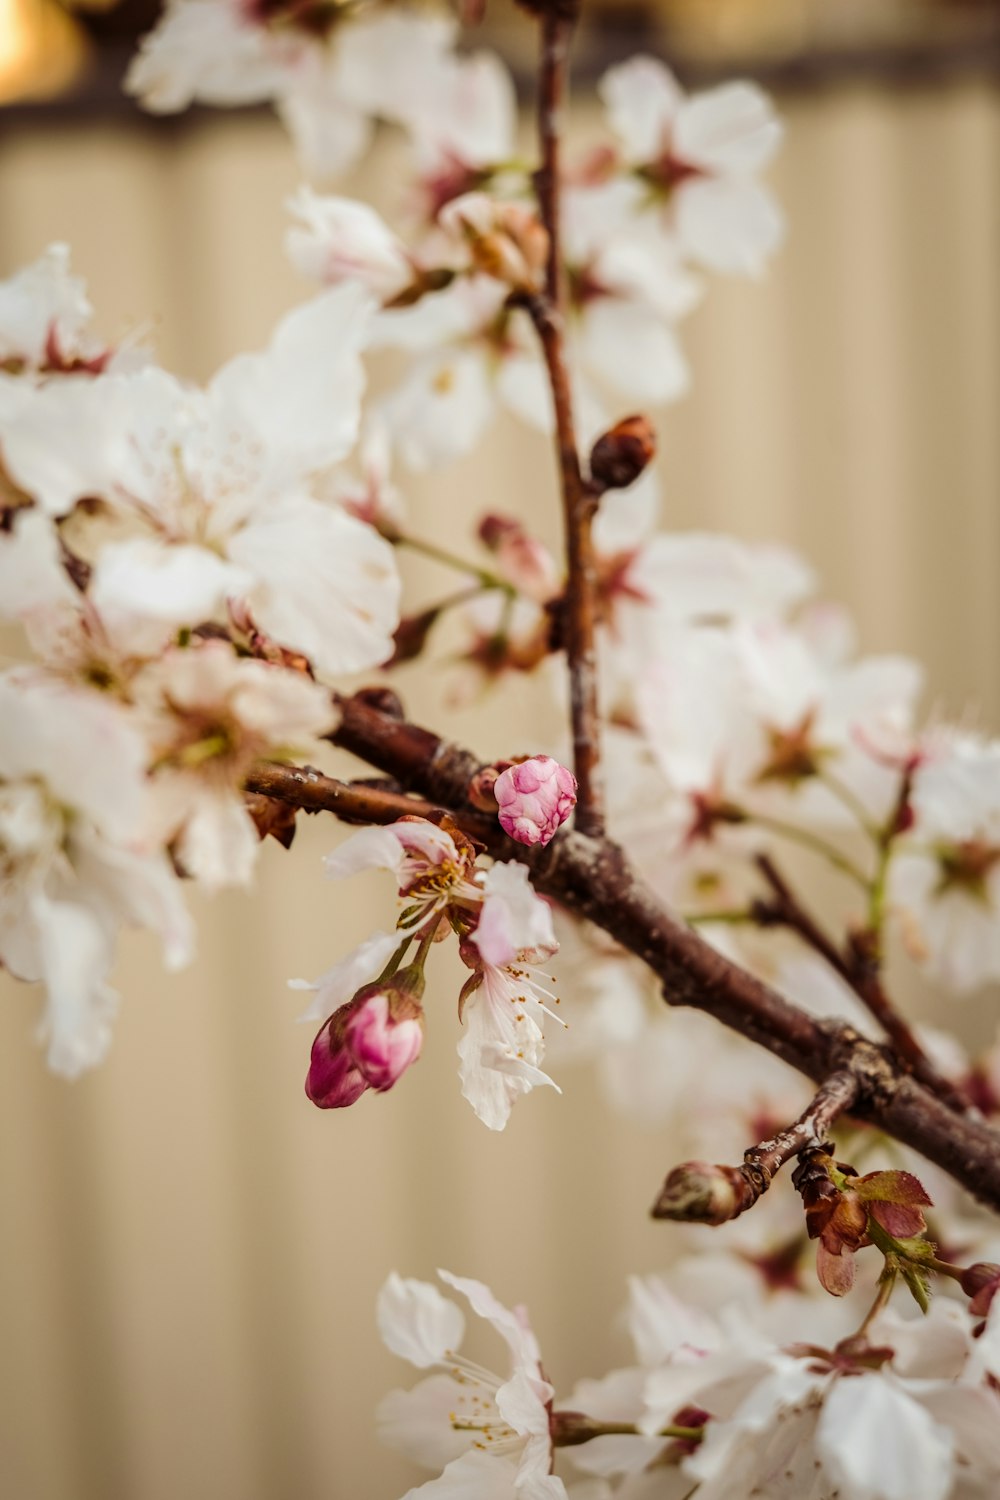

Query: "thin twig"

xmin=245 ymin=763 xmax=450 ymax=827
xmin=528 ymin=10 xmax=603 ymax=837
xmin=652 ymin=1068 xmax=860 ymax=1223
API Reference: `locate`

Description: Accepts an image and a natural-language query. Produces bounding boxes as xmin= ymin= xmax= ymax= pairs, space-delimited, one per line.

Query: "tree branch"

xmin=752 ymin=853 xmax=971 ymax=1115
xmin=257 ymin=693 xmax=1000 ymax=1211
xmin=652 ymin=1067 xmax=860 ymax=1223
xmin=527 ymin=8 xmax=603 ymax=837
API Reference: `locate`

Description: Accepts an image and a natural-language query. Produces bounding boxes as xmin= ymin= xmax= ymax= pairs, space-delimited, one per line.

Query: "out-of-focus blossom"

xmin=2 ymin=286 xmax=401 ymax=676
xmin=285 ymin=188 xmax=414 ymax=300
xmin=495 ymin=756 xmax=577 ymax=846
xmin=0 ymin=670 xmax=193 ymax=1076
xmin=126 ymin=3 xmax=458 ymax=179
xmin=599 ymin=57 xmax=784 ymax=277
xmin=377 ymin=1269 xmax=565 ymax=1498
xmin=889 ymin=731 xmax=1000 ymax=992
xmin=140 ymin=640 xmax=336 ymax=889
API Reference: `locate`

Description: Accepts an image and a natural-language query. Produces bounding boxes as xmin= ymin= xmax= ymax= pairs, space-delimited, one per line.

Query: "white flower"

xmin=377 ymin=1270 xmax=565 ymax=1500
xmin=126 ymin=3 xmax=457 ymax=179
xmin=458 ymin=960 xmax=562 ymax=1131
xmin=0 ymin=244 xmax=112 ymax=376
xmin=0 ymin=671 xmax=193 ymax=1075
xmin=139 ymin=640 xmax=336 ymax=889
xmin=2 ymin=286 xmax=401 ymax=676
xmin=285 ymin=188 xmax=413 ymax=300
xmin=599 ymin=57 xmax=784 ymax=277
xmin=889 ymin=731 xmax=1000 ymax=992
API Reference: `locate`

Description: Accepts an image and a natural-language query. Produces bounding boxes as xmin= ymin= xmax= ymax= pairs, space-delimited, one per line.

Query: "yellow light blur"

xmin=0 ymin=0 xmax=88 ymax=105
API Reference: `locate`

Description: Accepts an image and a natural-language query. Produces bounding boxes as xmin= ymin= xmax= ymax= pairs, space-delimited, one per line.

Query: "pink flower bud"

xmin=494 ymin=756 xmax=577 ymax=847
xmin=305 ymin=980 xmax=424 ymax=1108
xmin=343 ymin=987 xmax=423 ymax=1091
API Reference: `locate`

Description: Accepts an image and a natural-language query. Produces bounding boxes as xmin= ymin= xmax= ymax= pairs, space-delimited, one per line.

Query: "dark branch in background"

xmin=245 ymin=692 xmax=1000 ymax=1212
xmin=526 ymin=5 xmax=604 ymax=838
xmin=652 ymin=1067 xmax=860 ymax=1223
xmin=752 ymin=853 xmax=970 ymax=1114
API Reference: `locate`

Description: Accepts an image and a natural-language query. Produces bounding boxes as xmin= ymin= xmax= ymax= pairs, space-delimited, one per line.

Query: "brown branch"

xmin=753 ymin=853 xmax=971 ymax=1115
xmin=290 ymin=693 xmax=1000 ymax=1210
xmin=526 ymin=8 xmax=603 ymax=838
xmin=245 ymin=763 xmax=459 ymax=828
xmin=652 ymin=1068 xmax=860 ymax=1224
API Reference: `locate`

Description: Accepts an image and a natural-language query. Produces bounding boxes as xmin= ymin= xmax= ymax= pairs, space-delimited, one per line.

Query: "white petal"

xmin=599 ymin=57 xmax=682 ymax=161
xmin=91 ymin=536 xmax=251 ymax=629
xmin=675 ymin=177 xmax=784 ymax=278
xmin=230 ymin=497 xmax=400 ymax=676
xmin=207 ymin=284 xmax=372 ymax=482
xmin=817 ymin=1376 xmax=954 ymax=1500
xmin=376 ymin=1376 xmax=474 ymax=1470
xmin=674 ymin=83 xmax=783 ymax=175
xmin=323 ymin=826 xmax=407 ymax=881
xmin=401 ymin=1450 xmax=521 ymax=1500
xmin=377 ymin=1273 xmax=466 ymax=1369
xmin=290 ymin=929 xmax=399 ymax=1023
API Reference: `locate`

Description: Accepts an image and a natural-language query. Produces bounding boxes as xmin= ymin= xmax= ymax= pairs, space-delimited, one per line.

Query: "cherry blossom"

xmin=0 ymin=670 xmax=193 ymax=1076
xmin=137 ymin=640 xmax=336 ymax=889
xmin=889 ymin=730 xmax=1000 ymax=991
xmin=2 ymin=285 xmax=401 ymax=676
xmin=377 ymin=1269 xmax=565 ymax=1499
xmin=598 ymin=57 xmax=784 ymax=277
xmin=126 ymin=3 xmax=458 ymax=179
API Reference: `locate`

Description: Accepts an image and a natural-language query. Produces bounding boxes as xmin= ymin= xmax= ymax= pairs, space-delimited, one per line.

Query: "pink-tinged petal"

xmin=816 ymin=1242 xmax=855 ymax=1297
xmin=494 ymin=757 xmax=577 ymax=847
xmin=472 ymin=862 xmax=557 ymax=968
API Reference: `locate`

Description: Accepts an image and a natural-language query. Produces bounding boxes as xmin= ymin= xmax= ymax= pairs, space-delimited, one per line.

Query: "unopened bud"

xmin=440 ymin=194 xmax=549 ymax=292
xmin=306 ymin=977 xmax=424 ymax=1108
xmin=652 ymin=1161 xmax=745 ymax=1225
xmin=589 ymin=415 xmax=656 ymax=492
xmin=960 ymin=1261 xmax=1000 ymax=1317
xmin=494 ymin=755 xmax=577 ymax=846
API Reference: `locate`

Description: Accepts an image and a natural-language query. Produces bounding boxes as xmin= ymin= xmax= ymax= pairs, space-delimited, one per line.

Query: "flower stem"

xmin=746 ymin=811 xmax=871 ymax=889
xmin=391 ymin=530 xmax=514 ymax=594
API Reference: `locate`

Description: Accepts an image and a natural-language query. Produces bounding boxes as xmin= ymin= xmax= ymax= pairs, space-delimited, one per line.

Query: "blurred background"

xmin=1 ymin=2 xmax=998 ymax=1497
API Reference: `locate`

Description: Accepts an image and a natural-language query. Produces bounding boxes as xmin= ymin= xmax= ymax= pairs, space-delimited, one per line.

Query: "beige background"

xmin=1 ymin=76 xmax=999 ymax=1500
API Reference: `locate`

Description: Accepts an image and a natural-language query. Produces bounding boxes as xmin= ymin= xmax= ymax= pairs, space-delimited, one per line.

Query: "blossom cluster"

xmin=376 ymin=1262 xmax=1000 ymax=1499
xmin=0 ymin=245 xmax=398 ymax=1074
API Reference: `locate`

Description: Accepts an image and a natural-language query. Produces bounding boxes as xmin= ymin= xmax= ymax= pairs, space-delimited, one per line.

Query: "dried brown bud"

xmin=352 ymin=686 xmax=406 ymax=720
xmin=652 ymin=1161 xmax=745 ymax=1225
xmin=589 ymin=415 xmax=656 ymax=493
xmin=467 ymin=765 xmax=504 ymax=812
xmin=960 ymin=1261 xmax=1000 ymax=1317
xmin=244 ymin=792 xmax=298 ymax=850
xmin=387 ymin=608 xmax=442 ymax=666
